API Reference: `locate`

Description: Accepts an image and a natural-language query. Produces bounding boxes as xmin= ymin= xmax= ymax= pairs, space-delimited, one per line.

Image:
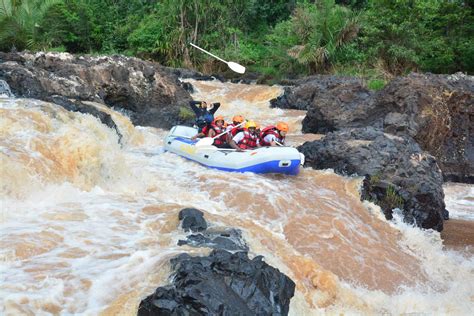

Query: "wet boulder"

xmin=374 ymin=72 xmax=474 ymax=183
xmin=0 ymin=52 xmax=193 ymax=129
xmin=138 ymin=250 xmax=295 ymax=316
xmin=139 ymin=209 xmax=296 ymax=315
xmin=277 ymin=72 xmax=474 ymax=183
xmin=46 ymin=95 xmax=123 ymax=142
xmin=298 ymin=127 xmax=446 ymax=231
xmin=270 ymin=75 xmax=367 ymax=109
xmin=178 ymin=208 xmax=207 ymax=232
xmin=301 ymin=82 xmax=376 ymax=133
xmin=178 ymin=228 xmax=248 ymax=251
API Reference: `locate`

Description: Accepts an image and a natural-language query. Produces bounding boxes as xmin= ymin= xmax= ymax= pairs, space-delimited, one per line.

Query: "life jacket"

xmin=227 ymin=123 xmax=244 ymax=137
xmin=201 ymin=124 xmax=211 ymax=136
xmin=196 ymin=113 xmax=214 ymax=128
xmin=210 ymin=124 xmax=227 ymax=146
xmin=260 ymin=126 xmax=284 ymax=146
xmin=237 ymin=129 xmax=259 ymax=149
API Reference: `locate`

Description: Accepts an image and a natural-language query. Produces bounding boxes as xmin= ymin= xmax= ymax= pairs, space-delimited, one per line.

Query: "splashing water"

xmin=1 ymin=81 xmax=473 ymax=315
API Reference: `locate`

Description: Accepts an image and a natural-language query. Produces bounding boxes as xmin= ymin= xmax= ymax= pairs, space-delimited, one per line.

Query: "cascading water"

xmin=0 ymin=79 xmax=14 ymax=98
xmin=1 ymin=80 xmax=473 ymax=315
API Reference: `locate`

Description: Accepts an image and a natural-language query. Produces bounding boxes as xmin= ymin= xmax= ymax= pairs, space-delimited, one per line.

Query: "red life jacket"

xmin=201 ymin=125 xmax=211 ymax=136
xmin=260 ymin=126 xmax=284 ymax=146
xmin=228 ymin=123 xmax=244 ymax=137
xmin=210 ymin=124 xmax=227 ymax=146
xmin=237 ymin=129 xmax=259 ymax=149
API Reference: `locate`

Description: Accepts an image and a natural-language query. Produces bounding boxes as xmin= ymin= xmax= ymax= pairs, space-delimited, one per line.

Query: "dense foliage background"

xmin=1 ymin=0 xmax=473 ymax=82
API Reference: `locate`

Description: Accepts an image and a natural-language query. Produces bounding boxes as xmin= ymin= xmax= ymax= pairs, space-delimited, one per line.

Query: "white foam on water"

xmin=444 ymin=182 xmax=474 ymax=220
xmin=1 ymin=83 xmax=473 ymax=315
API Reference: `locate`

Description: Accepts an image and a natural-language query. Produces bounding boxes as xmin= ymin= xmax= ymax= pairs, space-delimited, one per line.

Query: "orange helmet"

xmin=232 ymin=115 xmax=244 ymax=123
xmin=276 ymin=122 xmax=289 ymax=132
xmin=214 ymin=115 xmax=225 ymax=123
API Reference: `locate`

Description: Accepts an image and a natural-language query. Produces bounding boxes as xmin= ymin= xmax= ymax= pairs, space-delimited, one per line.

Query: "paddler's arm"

xmin=229 ymin=132 xmax=244 ymax=152
xmin=228 ymin=139 xmax=243 ymax=152
xmin=189 ymin=101 xmax=202 ymax=115
xmin=209 ymin=102 xmax=220 ymax=114
xmin=208 ymin=129 xmax=216 ymax=138
xmin=191 ymin=132 xmax=205 ymax=140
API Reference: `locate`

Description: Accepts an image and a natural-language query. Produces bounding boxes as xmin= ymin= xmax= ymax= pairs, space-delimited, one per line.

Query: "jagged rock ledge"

xmin=272 ymin=73 xmax=472 ymax=231
xmin=272 ymin=73 xmax=473 ymax=183
xmin=138 ymin=208 xmax=296 ymax=315
xmin=0 ymin=51 xmax=194 ymax=132
xmin=298 ymin=127 xmax=447 ymax=231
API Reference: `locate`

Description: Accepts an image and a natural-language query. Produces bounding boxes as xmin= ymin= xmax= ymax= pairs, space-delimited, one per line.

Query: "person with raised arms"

xmin=189 ymin=100 xmax=221 ymax=133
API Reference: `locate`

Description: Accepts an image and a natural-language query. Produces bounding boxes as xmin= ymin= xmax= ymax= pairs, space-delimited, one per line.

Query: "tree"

xmin=269 ymin=0 xmax=359 ymax=74
xmin=0 ymin=0 xmax=62 ymax=51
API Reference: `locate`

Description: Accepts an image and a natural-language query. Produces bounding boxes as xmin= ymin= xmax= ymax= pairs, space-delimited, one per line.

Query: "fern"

xmin=0 ymin=0 xmax=62 ymax=50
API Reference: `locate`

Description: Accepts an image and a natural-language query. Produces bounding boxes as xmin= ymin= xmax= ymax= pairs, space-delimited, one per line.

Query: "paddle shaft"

xmin=212 ymin=121 xmax=245 ymax=139
xmin=189 ymin=43 xmax=227 ymax=63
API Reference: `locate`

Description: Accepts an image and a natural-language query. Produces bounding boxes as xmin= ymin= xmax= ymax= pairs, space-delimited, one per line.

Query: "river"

xmin=1 ymin=80 xmax=473 ymax=315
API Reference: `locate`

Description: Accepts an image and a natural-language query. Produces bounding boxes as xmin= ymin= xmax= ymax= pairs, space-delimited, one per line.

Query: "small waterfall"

xmin=0 ymin=79 xmax=14 ymax=98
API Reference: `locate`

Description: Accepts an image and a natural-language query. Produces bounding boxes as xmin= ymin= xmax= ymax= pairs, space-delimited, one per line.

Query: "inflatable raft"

xmin=164 ymin=126 xmax=302 ymax=175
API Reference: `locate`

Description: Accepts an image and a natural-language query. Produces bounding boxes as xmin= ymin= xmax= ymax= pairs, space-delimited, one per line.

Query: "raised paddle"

xmin=190 ymin=43 xmax=246 ymax=74
xmin=195 ymin=121 xmax=246 ymax=147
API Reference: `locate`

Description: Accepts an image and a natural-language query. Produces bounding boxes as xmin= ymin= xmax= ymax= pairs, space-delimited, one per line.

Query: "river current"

xmin=1 ymin=80 xmax=473 ymax=315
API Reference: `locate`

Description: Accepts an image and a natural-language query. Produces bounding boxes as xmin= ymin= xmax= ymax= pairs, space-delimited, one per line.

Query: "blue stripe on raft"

xmin=174 ymin=137 xmax=197 ymax=144
xmin=211 ymin=159 xmax=300 ymax=175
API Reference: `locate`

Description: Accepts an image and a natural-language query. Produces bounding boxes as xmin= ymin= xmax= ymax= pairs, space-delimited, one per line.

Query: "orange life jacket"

xmin=260 ymin=126 xmax=285 ymax=146
xmin=237 ymin=129 xmax=259 ymax=149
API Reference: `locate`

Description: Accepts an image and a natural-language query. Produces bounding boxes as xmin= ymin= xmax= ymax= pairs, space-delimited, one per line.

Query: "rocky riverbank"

xmin=0 ymin=52 xmax=194 ymax=131
xmin=273 ymin=73 xmax=473 ymax=231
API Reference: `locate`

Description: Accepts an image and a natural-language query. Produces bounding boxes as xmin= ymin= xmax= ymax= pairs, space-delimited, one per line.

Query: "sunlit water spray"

xmin=1 ymin=81 xmax=473 ymax=315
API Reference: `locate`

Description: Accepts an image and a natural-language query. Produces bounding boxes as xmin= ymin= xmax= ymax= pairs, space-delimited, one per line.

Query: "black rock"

xmin=0 ymin=52 xmax=193 ymax=129
xmin=180 ymin=81 xmax=194 ymax=93
xmin=280 ymin=72 xmax=473 ymax=183
xmin=138 ymin=249 xmax=295 ymax=316
xmin=178 ymin=208 xmax=207 ymax=232
xmin=177 ymin=228 xmax=248 ymax=251
xmin=298 ymin=127 xmax=446 ymax=231
xmin=46 ymin=95 xmax=123 ymax=143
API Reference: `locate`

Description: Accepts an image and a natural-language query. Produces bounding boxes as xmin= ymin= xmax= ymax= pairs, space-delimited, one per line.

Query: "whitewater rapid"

xmin=1 ymin=80 xmax=473 ymax=315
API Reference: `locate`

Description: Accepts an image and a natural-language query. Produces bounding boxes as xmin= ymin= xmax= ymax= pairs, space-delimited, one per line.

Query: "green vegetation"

xmin=383 ymin=185 xmax=404 ymax=210
xmin=1 ymin=0 xmax=472 ymax=79
xmin=367 ymin=79 xmax=385 ymax=91
xmin=178 ymin=106 xmax=194 ymax=121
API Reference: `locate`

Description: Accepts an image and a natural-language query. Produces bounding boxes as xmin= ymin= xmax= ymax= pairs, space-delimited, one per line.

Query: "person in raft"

xmin=206 ymin=116 xmax=231 ymax=148
xmin=229 ymin=121 xmax=260 ymax=151
xmin=226 ymin=115 xmax=245 ymax=143
xmin=189 ymin=100 xmax=221 ymax=132
xmin=260 ymin=122 xmax=289 ymax=146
